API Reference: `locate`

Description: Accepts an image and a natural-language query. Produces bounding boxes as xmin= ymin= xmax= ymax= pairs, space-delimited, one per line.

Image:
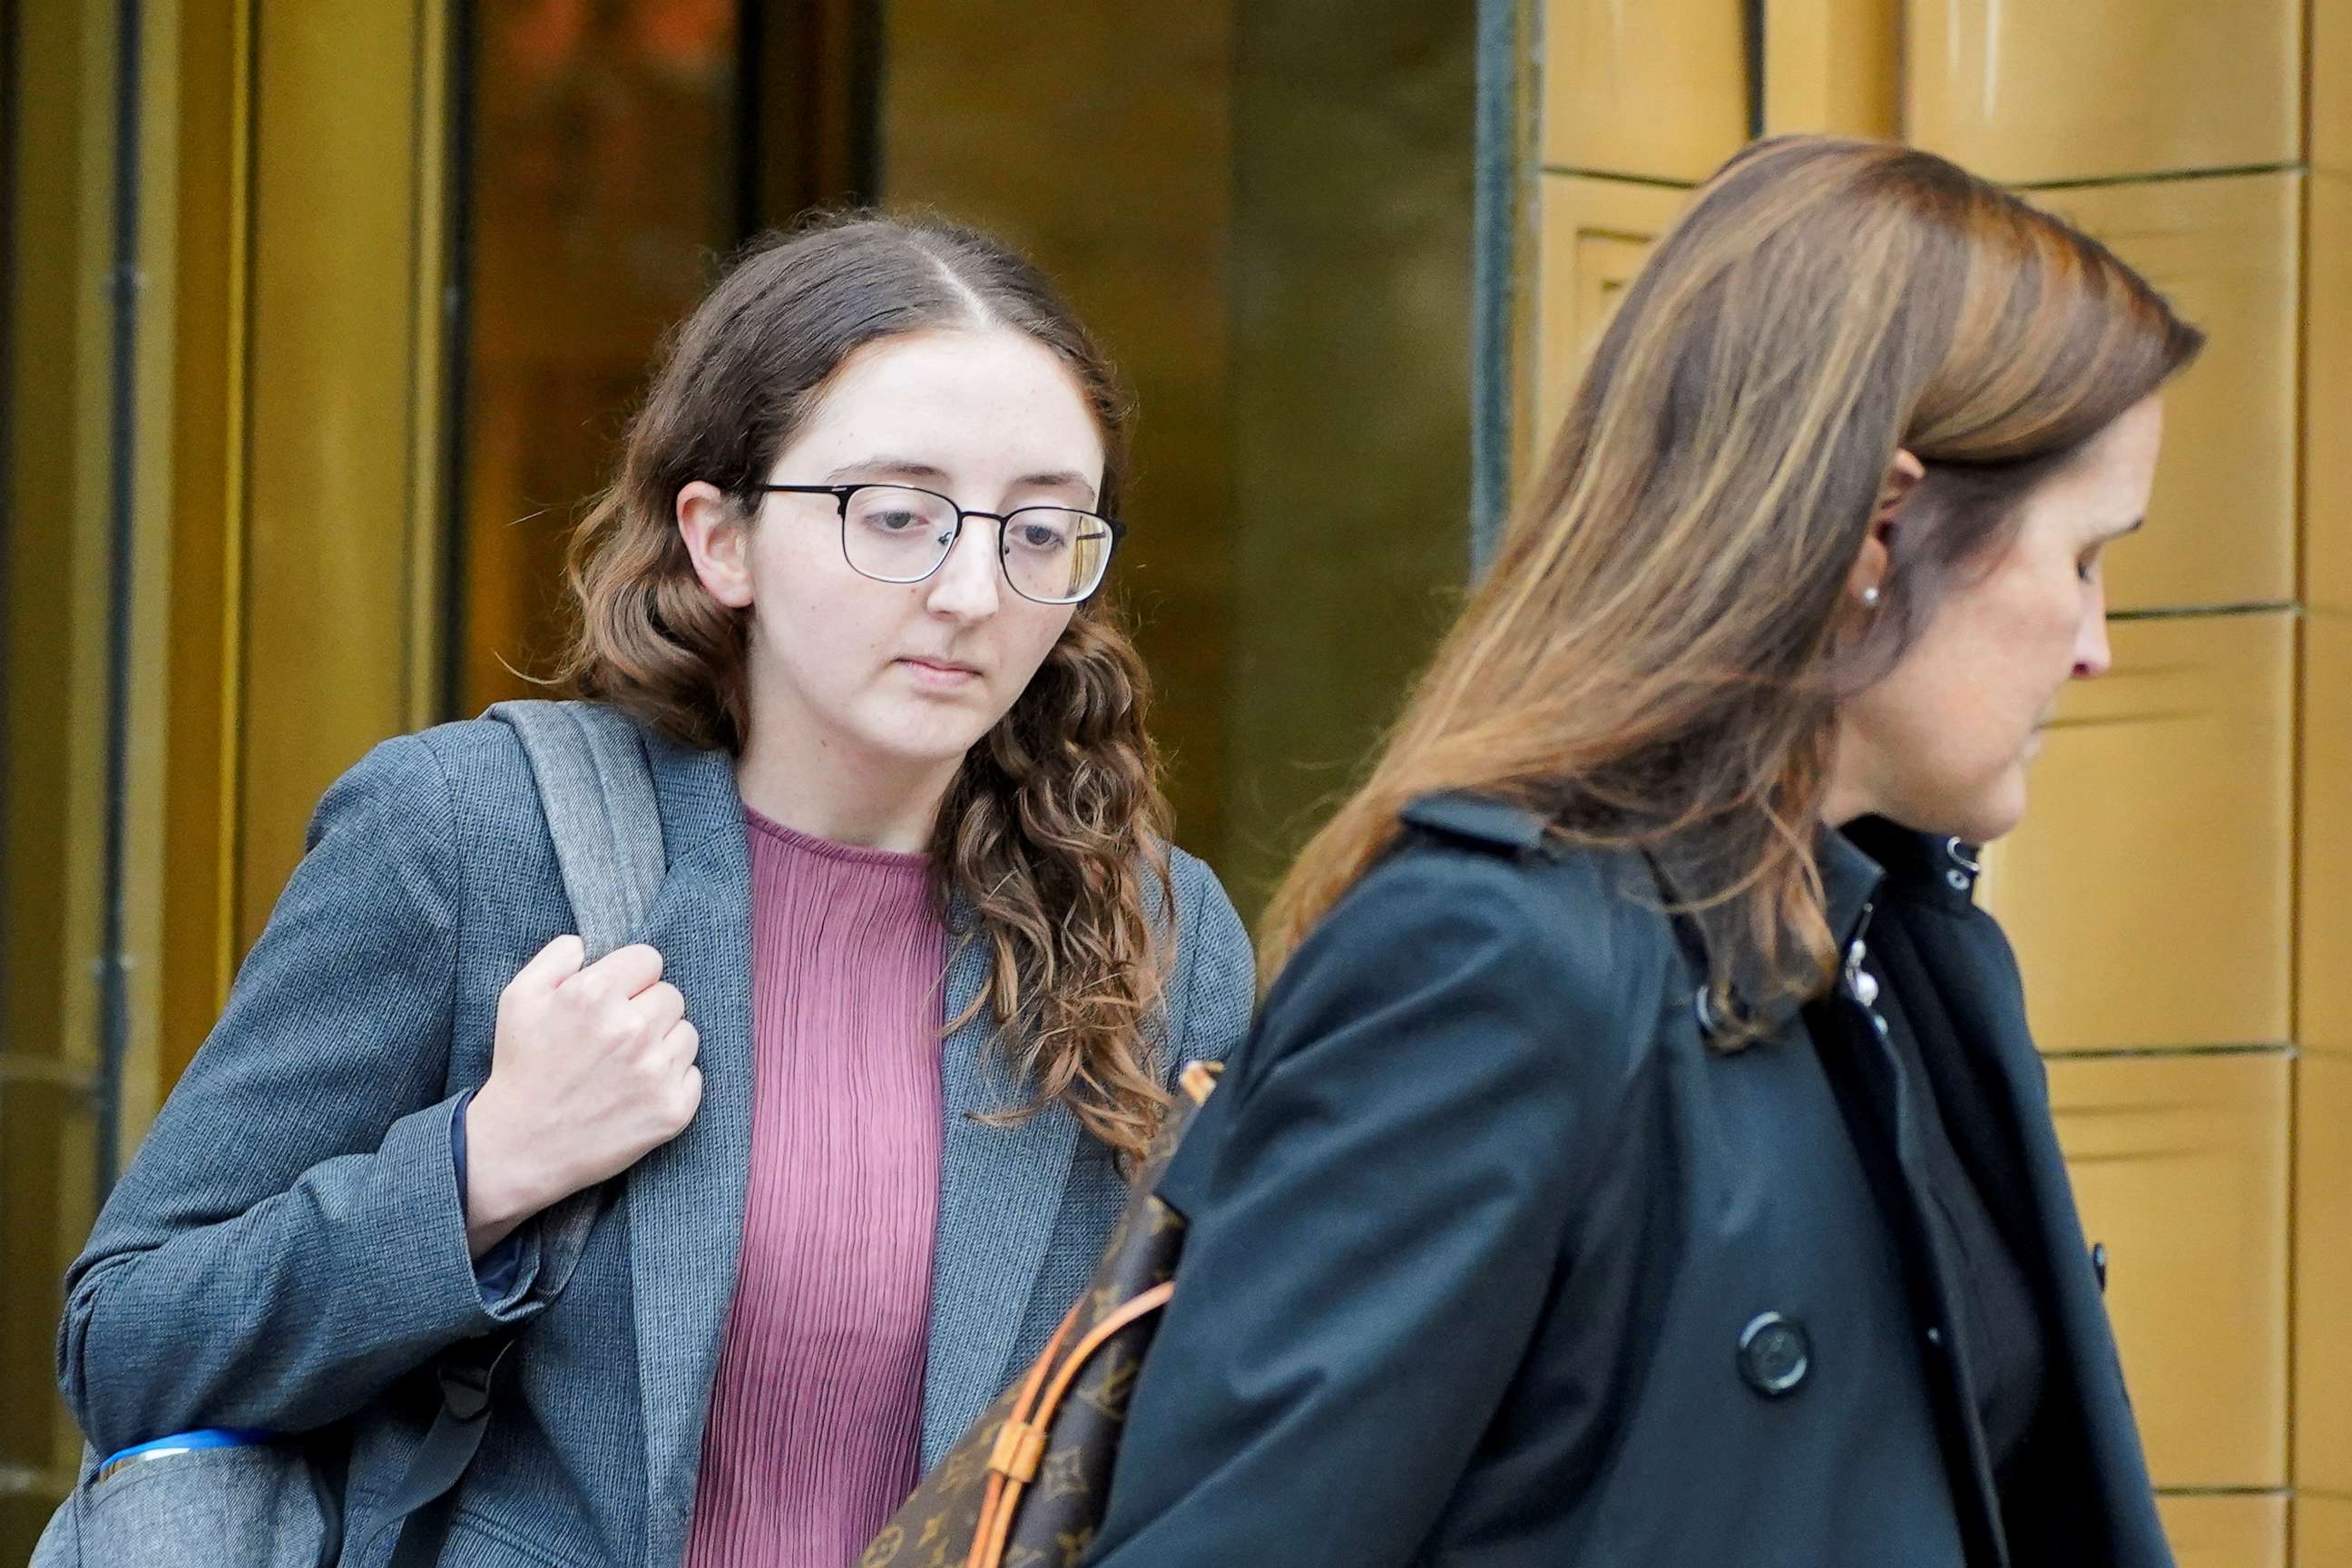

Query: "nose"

xmin=2073 ymin=586 xmax=2113 ymax=680
xmin=923 ymin=516 xmax=1003 ymax=622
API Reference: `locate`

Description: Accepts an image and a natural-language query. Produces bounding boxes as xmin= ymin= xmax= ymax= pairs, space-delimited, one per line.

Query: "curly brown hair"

xmin=557 ymin=213 xmax=1176 ymax=1159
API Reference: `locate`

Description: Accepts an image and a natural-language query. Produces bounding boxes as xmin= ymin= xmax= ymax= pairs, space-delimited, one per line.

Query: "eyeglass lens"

xmin=839 ymin=485 xmax=1112 ymax=603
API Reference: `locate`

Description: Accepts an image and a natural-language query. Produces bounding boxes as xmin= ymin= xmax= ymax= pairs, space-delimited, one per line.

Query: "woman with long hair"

xmin=1089 ymin=136 xmax=2199 ymax=1567
xmin=57 ymin=215 xmax=1251 ymax=1567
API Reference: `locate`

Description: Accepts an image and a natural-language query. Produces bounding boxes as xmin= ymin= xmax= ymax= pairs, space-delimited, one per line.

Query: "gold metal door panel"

xmin=2153 ymin=1493 xmax=2288 ymax=1568
xmin=1533 ymin=174 xmax=1690 ymax=456
xmin=1762 ymin=0 xmax=1898 ymax=140
xmin=1904 ymin=0 xmax=2301 ymax=184
xmin=239 ymin=2 xmax=446 ymax=948
xmin=2296 ymin=1494 xmax=2352 ymax=1568
xmin=2026 ymin=175 xmax=2298 ymax=612
xmin=2046 ymin=1052 xmax=2290 ymax=1489
xmin=2310 ymin=162 xmax=2352 ymax=618
xmin=1980 ymin=613 xmax=2294 ymax=1053
xmin=4 ymin=0 xmax=135 ymax=1545
xmin=1542 ymin=0 xmax=1748 ymax=181
xmin=2317 ymin=0 xmax=2352 ymax=617
xmin=2308 ymin=614 xmax=2352 ymax=1061
xmin=2298 ymin=1054 xmax=2352 ymax=1496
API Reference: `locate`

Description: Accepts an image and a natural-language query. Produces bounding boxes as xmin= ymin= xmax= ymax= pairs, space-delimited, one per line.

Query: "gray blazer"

xmin=56 ymin=715 xmax=1254 ymax=1568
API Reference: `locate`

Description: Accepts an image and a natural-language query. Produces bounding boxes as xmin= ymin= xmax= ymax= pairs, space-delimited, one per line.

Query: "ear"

xmin=677 ymin=481 xmax=755 ymax=609
xmin=1873 ymin=447 xmax=1926 ymax=529
xmin=1847 ymin=448 xmax=1924 ymax=604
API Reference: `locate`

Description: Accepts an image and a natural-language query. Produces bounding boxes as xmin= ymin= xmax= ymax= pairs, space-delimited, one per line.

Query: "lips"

xmin=896 ymin=655 xmax=985 ymax=690
xmin=898 ymin=656 xmax=981 ymax=676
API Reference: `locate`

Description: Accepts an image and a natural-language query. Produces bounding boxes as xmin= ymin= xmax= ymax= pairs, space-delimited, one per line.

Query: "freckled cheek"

xmin=761 ymin=583 xmax=911 ymax=675
xmin=1011 ymin=607 xmax=1077 ymax=672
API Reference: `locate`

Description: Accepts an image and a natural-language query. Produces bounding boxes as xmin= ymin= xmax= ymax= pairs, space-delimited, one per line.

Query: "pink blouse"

xmin=683 ymin=809 xmax=947 ymax=1568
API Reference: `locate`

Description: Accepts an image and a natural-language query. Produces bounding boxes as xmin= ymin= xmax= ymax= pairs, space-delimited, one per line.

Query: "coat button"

xmin=1738 ymin=1312 xmax=1811 ymax=1397
xmin=2092 ymin=1241 xmax=2110 ymax=1293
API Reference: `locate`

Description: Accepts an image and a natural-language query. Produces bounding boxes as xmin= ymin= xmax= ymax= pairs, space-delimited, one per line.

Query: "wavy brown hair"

xmin=1263 ymin=136 xmax=2202 ymax=1036
xmin=558 ymin=214 xmax=1176 ymax=1158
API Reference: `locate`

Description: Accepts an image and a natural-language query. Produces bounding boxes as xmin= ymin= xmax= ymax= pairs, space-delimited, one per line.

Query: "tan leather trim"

xmin=985 ymin=1419 xmax=1047 ymax=1485
xmin=964 ymin=1284 xmax=1180 ymax=1567
xmin=965 ymin=1302 xmax=1081 ymax=1568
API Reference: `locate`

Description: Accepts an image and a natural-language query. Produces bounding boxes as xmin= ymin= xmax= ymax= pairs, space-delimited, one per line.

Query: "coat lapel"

xmin=622 ymin=733 xmax=754 ymax=1568
xmin=1853 ymin=817 xmax=2171 ymax=1568
xmin=918 ymin=916 xmax=1080 ymax=1464
xmin=1925 ymin=906 xmax=2176 ymax=1566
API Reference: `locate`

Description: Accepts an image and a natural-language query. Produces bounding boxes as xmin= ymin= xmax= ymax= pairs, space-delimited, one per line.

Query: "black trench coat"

xmin=1087 ymin=795 xmax=2172 ymax=1568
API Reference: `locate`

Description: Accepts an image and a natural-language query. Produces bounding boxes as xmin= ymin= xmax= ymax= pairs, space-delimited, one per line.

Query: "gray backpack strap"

xmin=485 ymin=698 xmax=666 ymax=1299
xmin=368 ymin=702 xmax=669 ymax=1568
xmin=486 ymin=699 xmax=666 ymax=959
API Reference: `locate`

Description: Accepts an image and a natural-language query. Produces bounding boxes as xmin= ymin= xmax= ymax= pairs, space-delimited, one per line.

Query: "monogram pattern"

xmin=862 ymin=1065 xmax=1220 ymax=1568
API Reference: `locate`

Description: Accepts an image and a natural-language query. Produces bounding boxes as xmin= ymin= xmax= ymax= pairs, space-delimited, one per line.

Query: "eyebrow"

xmin=822 ymin=456 xmax=1099 ymax=500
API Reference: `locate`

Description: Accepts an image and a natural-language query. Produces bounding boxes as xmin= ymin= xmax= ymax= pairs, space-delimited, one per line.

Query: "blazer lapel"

xmin=622 ymin=733 xmax=754 ymax=1568
xmin=918 ymin=917 xmax=1080 ymax=1465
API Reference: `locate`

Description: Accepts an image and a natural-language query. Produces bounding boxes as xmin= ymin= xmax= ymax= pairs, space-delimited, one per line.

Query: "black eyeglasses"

xmin=759 ymin=483 xmax=1125 ymax=605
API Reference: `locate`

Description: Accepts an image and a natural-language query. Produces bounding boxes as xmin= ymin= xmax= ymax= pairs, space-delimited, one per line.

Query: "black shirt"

xmin=1858 ymin=958 xmax=2049 ymax=1469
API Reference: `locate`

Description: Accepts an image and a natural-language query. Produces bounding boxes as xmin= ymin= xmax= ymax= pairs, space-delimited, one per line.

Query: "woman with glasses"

xmin=56 ymin=216 xmax=1252 ymax=1567
xmin=1090 ymin=137 xmax=2197 ymax=1567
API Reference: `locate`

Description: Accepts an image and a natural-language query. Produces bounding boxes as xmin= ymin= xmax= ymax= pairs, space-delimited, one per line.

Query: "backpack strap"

xmin=377 ymin=1342 xmax=508 ymax=1568
xmin=380 ymin=701 xmax=669 ymax=1568
xmin=480 ymin=698 xmax=666 ymax=1298
xmin=486 ymin=699 xmax=667 ymax=959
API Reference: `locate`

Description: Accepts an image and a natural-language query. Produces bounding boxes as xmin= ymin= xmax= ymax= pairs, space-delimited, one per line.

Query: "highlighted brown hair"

xmin=1262 ymin=136 xmax=2202 ymax=1034
xmin=560 ymin=214 xmax=1175 ymax=1156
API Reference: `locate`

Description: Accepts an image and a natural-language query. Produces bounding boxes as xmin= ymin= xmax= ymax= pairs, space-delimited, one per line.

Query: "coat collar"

xmin=1396 ymin=791 xmax=1911 ymax=1036
xmin=1644 ymin=823 xmax=1886 ymax=1036
xmin=1674 ymin=818 xmax=1990 ymax=1034
xmin=620 ymin=729 xmax=1077 ymax=1552
xmin=1839 ymin=815 xmax=1984 ymax=912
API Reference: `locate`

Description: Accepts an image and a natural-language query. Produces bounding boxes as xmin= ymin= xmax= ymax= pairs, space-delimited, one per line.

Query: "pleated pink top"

xmin=683 ymin=808 xmax=947 ymax=1568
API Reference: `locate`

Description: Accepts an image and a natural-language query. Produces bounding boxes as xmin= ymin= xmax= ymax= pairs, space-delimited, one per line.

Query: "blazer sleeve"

xmin=57 ymin=733 xmax=547 ymax=1455
xmin=1166 ymin=849 xmax=1254 ymax=1084
xmin=1088 ymin=843 xmax=1613 ymax=1567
